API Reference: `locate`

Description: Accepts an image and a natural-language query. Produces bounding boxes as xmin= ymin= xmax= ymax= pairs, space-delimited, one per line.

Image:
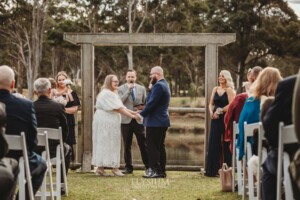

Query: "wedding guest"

xmin=262 ymin=74 xmax=299 ymax=200
xmin=224 ymin=66 xmax=262 ymax=153
xmin=205 ymin=70 xmax=236 ymax=176
xmin=55 ymin=71 xmax=80 ymax=161
xmin=33 ymin=78 xmax=71 ymax=195
xmin=92 ymin=74 xmax=138 ymax=176
xmin=237 ymin=67 xmax=282 ymax=161
xmin=0 ymin=103 xmax=19 ymax=200
xmin=0 ymin=65 xmax=47 ymax=199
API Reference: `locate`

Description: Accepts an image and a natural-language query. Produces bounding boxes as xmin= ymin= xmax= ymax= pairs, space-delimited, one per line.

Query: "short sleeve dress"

xmin=92 ymin=89 xmax=125 ymax=168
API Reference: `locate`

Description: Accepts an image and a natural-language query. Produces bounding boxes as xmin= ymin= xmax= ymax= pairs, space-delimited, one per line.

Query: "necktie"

xmin=131 ymin=88 xmax=135 ymax=101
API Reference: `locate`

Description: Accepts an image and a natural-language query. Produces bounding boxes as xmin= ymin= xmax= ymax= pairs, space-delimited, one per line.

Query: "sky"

xmin=288 ymin=1 xmax=300 ymax=18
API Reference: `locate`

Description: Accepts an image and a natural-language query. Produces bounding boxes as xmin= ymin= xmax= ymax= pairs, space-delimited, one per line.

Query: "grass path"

xmin=63 ymin=171 xmax=242 ymax=200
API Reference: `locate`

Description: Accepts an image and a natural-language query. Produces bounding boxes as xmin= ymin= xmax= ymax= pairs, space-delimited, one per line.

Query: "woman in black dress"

xmin=56 ymin=71 xmax=80 ymax=161
xmin=205 ymin=70 xmax=236 ymax=177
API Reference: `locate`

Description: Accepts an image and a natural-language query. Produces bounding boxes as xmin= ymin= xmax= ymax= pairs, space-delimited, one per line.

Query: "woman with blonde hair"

xmin=236 ymin=67 xmax=282 ymax=160
xmin=92 ymin=74 xmax=138 ymax=176
xmin=55 ymin=71 xmax=80 ymax=161
xmin=205 ymin=70 xmax=236 ymax=177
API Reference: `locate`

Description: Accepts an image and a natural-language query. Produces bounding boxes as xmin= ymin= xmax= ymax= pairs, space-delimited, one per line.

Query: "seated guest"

xmin=262 ymin=74 xmax=300 ymax=200
xmin=237 ymin=67 xmax=282 ymax=161
xmin=0 ymin=65 xmax=47 ymax=200
xmin=33 ymin=78 xmax=71 ymax=195
xmin=224 ymin=66 xmax=263 ymax=153
xmin=0 ymin=103 xmax=19 ymax=200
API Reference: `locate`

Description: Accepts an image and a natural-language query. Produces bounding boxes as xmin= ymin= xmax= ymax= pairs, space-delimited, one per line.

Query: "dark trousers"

xmin=262 ymin=149 xmax=277 ymax=200
xmin=0 ymin=158 xmax=19 ymax=200
xmin=146 ymin=127 xmax=168 ymax=173
xmin=121 ymin=120 xmax=149 ymax=170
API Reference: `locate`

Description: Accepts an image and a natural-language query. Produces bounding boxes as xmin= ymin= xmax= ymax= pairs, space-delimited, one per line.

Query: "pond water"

xmin=120 ymin=130 xmax=205 ymax=167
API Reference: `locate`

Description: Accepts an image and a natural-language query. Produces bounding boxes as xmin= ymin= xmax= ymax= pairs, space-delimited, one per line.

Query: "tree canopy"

xmin=0 ymin=0 xmax=299 ymax=98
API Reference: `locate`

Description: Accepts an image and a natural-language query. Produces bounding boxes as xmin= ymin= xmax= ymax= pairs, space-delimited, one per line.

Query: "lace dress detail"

xmin=92 ymin=89 xmax=125 ymax=168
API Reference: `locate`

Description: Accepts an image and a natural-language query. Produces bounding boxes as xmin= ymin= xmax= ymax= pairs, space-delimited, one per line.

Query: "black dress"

xmin=65 ymin=91 xmax=80 ymax=160
xmin=205 ymin=91 xmax=229 ymax=177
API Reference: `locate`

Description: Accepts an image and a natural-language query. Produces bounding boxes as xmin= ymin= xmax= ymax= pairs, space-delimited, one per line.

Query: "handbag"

xmin=218 ymin=163 xmax=233 ymax=192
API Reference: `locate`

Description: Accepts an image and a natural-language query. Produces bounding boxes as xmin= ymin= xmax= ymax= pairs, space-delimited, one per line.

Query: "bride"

xmin=92 ymin=74 xmax=138 ymax=176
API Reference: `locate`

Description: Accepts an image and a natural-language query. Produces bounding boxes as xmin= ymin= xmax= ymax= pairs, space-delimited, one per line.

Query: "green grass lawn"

xmin=63 ymin=170 xmax=242 ymax=200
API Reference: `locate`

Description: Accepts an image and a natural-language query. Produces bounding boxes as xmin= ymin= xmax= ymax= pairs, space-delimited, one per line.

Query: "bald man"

xmin=0 ymin=65 xmax=47 ymax=199
xmin=139 ymin=66 xmax=170 ymax=178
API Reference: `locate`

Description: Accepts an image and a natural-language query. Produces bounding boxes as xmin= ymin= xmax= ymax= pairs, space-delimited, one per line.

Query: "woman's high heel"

xmin=112 ymin=169 xmax=124 ymax=177
xmin=95 ymin=167 xmax=108 ymax=176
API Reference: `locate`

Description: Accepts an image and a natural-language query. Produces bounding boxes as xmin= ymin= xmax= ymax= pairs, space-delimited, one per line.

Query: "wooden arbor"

xmin=64 ymin=33 xmax=236 ymax=172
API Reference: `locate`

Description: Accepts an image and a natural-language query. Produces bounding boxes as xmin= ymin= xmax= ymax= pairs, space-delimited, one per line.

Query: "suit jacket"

xmin=34 ymin=95 xmax=69 ymax=152
xmin=118 ymin=83 xmax=146 ymax=124
xmin=263 ymin=75 xmax=299 ymax=155
xmin=140 ymin=79 xmax=170 ymax=127
xmin=0 ymin=89 xmax=37 ymax=159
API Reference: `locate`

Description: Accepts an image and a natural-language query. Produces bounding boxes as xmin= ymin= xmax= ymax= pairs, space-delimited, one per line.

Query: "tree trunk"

xmin=27 ymin=0 xmax=48 ymax=99
xmin=17 ymin=60 xmax=23 ymax=94
xmin=238 ymin=61 xmax=245 ymax=93
xmin=127 ymin=45 xmax=133 ymax=70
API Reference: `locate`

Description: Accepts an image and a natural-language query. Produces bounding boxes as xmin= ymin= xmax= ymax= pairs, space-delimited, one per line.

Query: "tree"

xmin=206 ymin=0 xmax=300 ymax=91
xmin=0 ymin=0 xmax=48 ymax=99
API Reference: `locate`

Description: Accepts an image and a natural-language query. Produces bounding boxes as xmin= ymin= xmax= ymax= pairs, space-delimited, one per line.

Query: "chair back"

xmin=36 ymin=132 xmax=54 ymax=200
xmin=37 ymin=127 xmax=68 ymax=199
xmin=5 ymin=132 xmax=34 ymax=200
xmin=243 ymin=122 xmax=260 ymax=200
xmin=276 ymin=122 xmax=297 ymax=200
xmin=232 ymin=121 xmax=243 ymax=194
xmin=254 ymin=122 xmax=266 ymax=200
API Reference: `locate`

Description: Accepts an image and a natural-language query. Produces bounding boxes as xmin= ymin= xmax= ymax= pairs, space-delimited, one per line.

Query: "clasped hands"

xmin=210 ymin=108 xmax=223 ymax=119
xmin=131 ymin=111 xmax=143 ymax=122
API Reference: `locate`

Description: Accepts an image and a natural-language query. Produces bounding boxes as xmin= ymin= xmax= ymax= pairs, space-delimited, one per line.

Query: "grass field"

xmin=63 ymin=170 xmax=242 ymax=200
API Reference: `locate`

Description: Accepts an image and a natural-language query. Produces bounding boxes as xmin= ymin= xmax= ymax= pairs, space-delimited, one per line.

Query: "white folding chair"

xmin=276 ymin=122 xmax=297 ymax=200
xmin=243 ymin=122 xmax=260 ymax=200
xmin=257 ymin=122 xmax=267 ymax=200
xmin=35 ymin=132 xmax=54 ymax=200
xmin=232 ymin=121 xmax=243 ymax=194
xmin=37 ymin=127 xmax=68 ymax=200
xmin=4 ymin=132 xmax=34 ymax=200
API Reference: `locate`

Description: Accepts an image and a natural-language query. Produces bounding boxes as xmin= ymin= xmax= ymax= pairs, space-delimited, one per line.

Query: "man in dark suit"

xmin=0 ymin=65 xmax=47 ymax=199
xmin=139 ymin=66 xmax=170 ymax=178
xmin=0 ymin=102 xmax=19 ymax=200
xmin=262 ymin=75 xmax=300 ymax=200
xmin=33 ymin=77 xmax=71 ymax=195
xmin=118 ymin=70 xmax=149 ymax=174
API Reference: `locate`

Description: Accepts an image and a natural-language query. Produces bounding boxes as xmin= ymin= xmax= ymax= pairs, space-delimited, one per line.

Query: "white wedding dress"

xmin=92 ymin=89 xmax=125 ymax=168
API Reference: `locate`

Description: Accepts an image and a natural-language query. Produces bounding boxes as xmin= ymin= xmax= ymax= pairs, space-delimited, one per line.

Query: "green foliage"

xmin=0 ymin=0 xmax=300 ymax=96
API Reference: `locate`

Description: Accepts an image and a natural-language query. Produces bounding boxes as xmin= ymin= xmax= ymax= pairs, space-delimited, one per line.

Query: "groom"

xmin=139 ymin=66 xmax=170 ymax=178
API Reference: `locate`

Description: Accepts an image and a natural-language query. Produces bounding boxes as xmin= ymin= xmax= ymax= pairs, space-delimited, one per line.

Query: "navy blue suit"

xmin=0 ymin=89 xmax=47 ymax=199
xmin=140 ymin=79 xmax=170 ymax=174
xmin=140 ymin=79 xmax=170 ymax=127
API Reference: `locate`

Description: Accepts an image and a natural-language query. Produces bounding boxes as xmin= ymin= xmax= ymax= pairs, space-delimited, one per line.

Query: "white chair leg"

xmin=18 ymin=158 xmax=25 ymax=200
xmin=236 ymin=149 xmax=243 ymax=195
xmin=56 ymin=147 xmax=61 ymax=200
